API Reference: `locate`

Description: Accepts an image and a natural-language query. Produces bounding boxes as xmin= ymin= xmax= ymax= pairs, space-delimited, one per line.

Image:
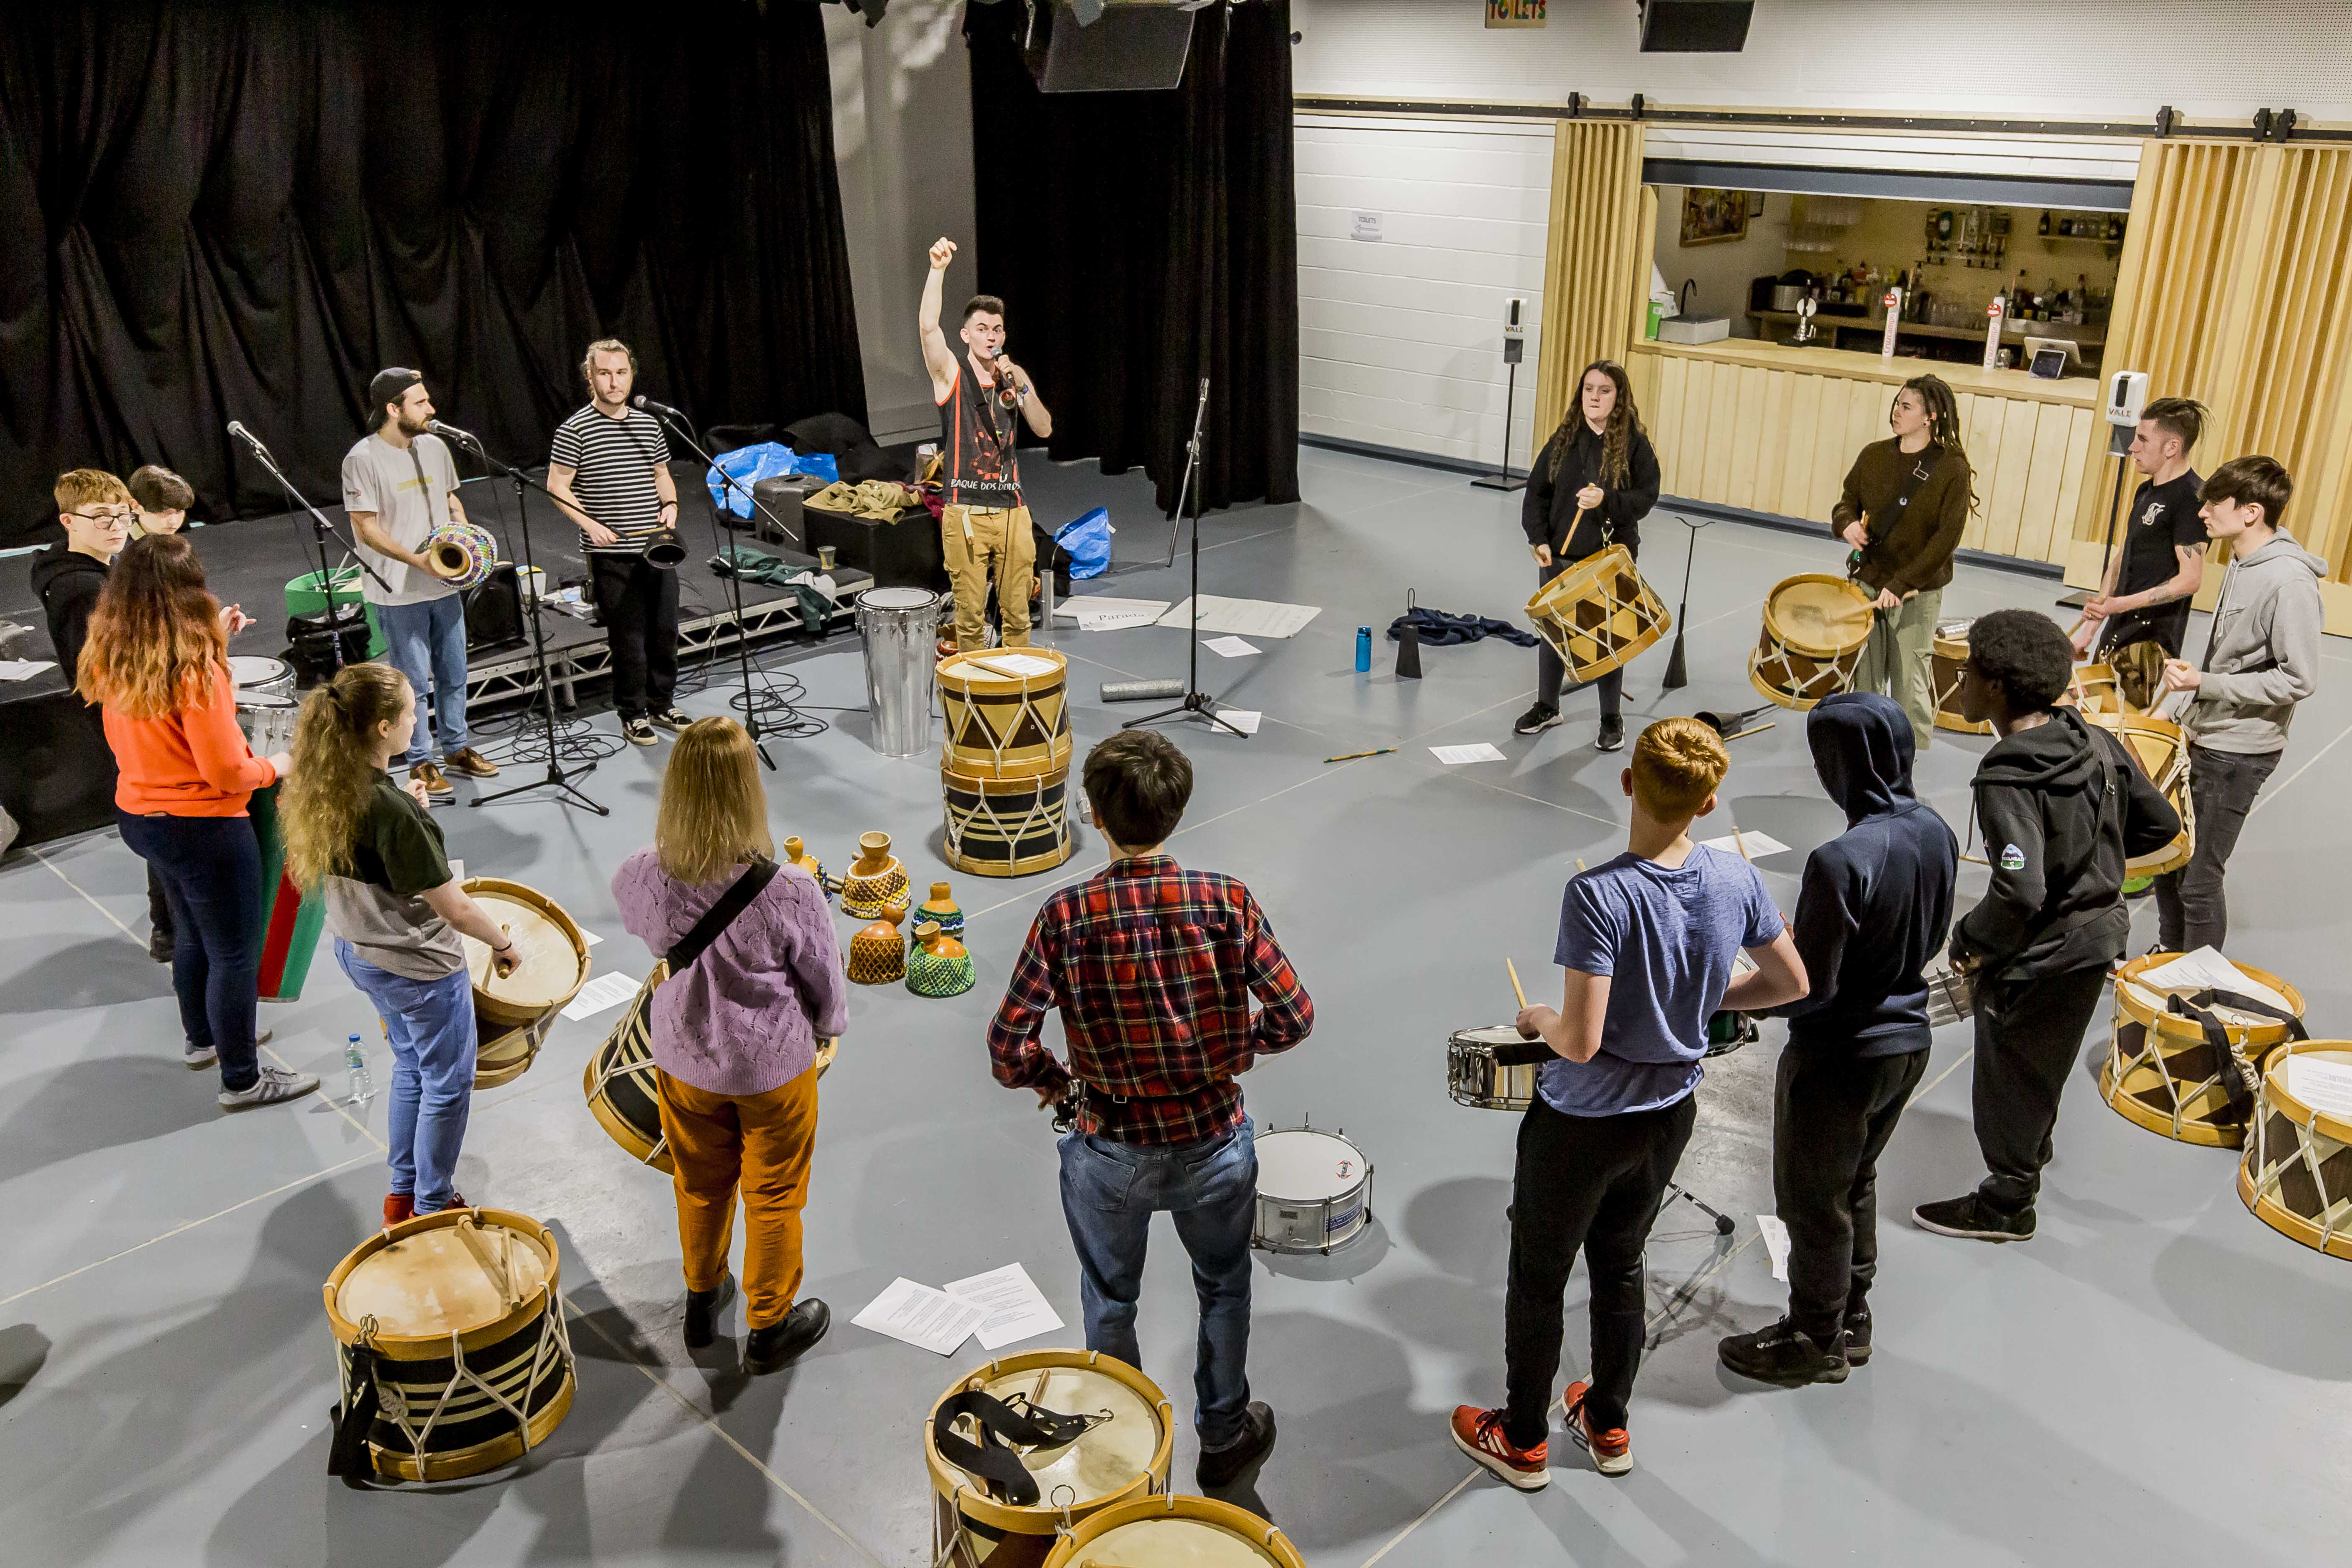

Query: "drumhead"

xmin=1450 ymin=1025 xmax=1525 ymax=1047
xmin=966 ymin=1361 xmax=1163 ymax=1509
xmin=228 ymin=655 xmax=292 ymax=688
xmin=857 ymin=586 xmax=940 ymax=612
xmin=1255 ymin=1129 xmax=1367 ymax=1202
xmin=337 ymin=1222 xmax=552 ymax=1336
xmin=1767 ymin=578 xmax=1874 ymax=652
xmin=1077 ymin=1517 xmax=1283 ymax=1567
xmin=464 ymin=892 xmax=585 ymax=1009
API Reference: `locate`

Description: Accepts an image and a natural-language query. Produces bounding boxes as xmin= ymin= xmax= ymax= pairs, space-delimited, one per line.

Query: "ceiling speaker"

xmin=1639 ymin=0 xmax=1754 ymax=53
xmin=1024 ymin=1 xmax=1199 ymax=92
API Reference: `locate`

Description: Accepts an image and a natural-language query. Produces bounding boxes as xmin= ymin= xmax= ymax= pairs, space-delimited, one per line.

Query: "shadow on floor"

xmin=0 ymin=1055 xmax=220 ymax=1184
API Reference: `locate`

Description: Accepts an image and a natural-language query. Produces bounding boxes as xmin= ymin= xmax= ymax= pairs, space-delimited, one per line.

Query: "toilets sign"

xmin=1485 ymin=0 xmax=1546 ymax=26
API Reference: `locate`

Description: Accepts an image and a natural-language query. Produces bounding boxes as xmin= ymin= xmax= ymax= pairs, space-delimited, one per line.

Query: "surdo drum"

xmin=939 ymin=648 xmax=1075 ymax=780
xmin=1041 ymin=1495 xmax=1306 ymax=1568
xmin=1447 ymin=1026 xmax=1538 ymax=1113
xmin=1524 ymin=543 xmax=1671 ymax=685
xmin=1251 ymin=1123 xmax=1373 ymax=1254
xmin=944 ymin=765 xmax=1076 ymax=879
xmin=1749 ymin=575 xmax=1874 ymax=710
xmin=2239 ymin=1042 xmax=2352 ymax=1261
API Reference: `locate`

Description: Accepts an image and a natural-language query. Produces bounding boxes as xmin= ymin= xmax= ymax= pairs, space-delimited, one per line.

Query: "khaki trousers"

xmin=1851 ymin=587 xmax=1941 ymax=749
xmin=656 ymin=1065 xmax=819 ymax=1328
xmin=941 ymin=503 xmax=1035 ymax=650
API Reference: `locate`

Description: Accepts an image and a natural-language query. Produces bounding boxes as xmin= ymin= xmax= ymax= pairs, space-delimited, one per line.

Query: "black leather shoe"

xmin=1717 ymin=1318 xmax=1848 ymax=1386
xmin=746 ymin=1298 xmax=830 ymax=1372
xmin=684 ymin=1275 xmax=734 ymax=1349
xmin=1596 ymin=714 xmax=1626 ymax=752
xmin=1196 ymin=1401 xmax=1276 ymax=1487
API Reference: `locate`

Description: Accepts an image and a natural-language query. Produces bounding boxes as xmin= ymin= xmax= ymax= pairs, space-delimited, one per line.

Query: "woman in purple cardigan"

xmin=613 ymin=718 xmax=848 ymax=1371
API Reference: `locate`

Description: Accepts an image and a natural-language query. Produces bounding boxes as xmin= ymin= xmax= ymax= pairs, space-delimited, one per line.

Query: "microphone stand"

xmin=229 ymin=430 xmax=391 ymax=673
xmin=447 ymin=433 xmax=608 ymax=816
xmin=1128 ymin=379 xmax=1244 ymax=739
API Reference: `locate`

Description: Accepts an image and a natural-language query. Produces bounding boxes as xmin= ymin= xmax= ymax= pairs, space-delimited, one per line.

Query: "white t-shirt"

xmin=341 ymin=430 xmax=461 ymax=606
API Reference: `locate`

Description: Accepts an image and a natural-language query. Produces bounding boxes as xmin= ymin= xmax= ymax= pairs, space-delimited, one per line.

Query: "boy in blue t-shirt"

xmin=1452 ymin=717 xmax=1806 ymax=1489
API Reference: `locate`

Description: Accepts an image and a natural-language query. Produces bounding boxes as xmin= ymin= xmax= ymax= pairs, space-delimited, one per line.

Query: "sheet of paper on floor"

xmin=1429 ymin=742 xmax=1507 ymax=765
xmin=1053 ymin=595 xmax=1169 ymax=621
xmin=1215 ymin=709 xmax=1263 ymax=736
xmin=0 ymin=659 xmax=56 ymax=681
xmin=1076 ymin=609 xmax=1161 ymax=631
xmin=851 ymin=1277 xmax=989 ymax=1357
xmin=1699 ymin=829 xmax=1792 ymax=859
xmin=560 ymin=970 xmax=641 ymax=1022
xmin=1756 ymin=1214 xmax=1791 ymax=1282
xmin=944 ymin=1263 xmax=1064 ymax=1351
xmin=2285 ymin=1055 xmax=2352 ymax=1118
xmin=1203 ymin=635 xmax=1259 ymax=658
xmin=579 ymin=927 xmax=603 ymax=946
xmin=1156 ymin=596 xmax=1322 ymax=639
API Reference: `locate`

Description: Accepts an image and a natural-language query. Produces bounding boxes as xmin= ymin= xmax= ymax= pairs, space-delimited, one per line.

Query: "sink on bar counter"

xmin=1628 ymin=336 xmax=2102 ymax=570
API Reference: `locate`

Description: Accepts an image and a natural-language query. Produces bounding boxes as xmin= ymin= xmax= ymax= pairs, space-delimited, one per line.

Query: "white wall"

xmin=1296 ymin=113 xmax=1553 ymax=468
xmin=1289 ymin=0 xmax=2352 ymax=121
xmin=823 ymin=1 xmax=977 ymax=444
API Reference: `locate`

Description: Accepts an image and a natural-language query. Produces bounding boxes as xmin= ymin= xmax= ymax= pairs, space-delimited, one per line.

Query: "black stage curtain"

xmin=964 ymin=1 xmax=1299 ymax=516
xmin=0 ymin=2 xmax=864 ymax=545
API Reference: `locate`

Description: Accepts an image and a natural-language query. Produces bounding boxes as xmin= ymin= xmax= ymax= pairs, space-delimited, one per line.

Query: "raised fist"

xmin=928 ymin=237 xmax=957 ymax=271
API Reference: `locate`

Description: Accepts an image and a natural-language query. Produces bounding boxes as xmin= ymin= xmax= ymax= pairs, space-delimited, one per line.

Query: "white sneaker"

xmin=219 ymin=1065 xmax=320 ymax=1111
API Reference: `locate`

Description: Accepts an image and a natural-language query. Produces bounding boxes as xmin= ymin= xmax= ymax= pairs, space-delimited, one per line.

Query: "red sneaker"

xmin=1562 ymin=1381 xmax=1632 ymax=1476
xmin=382 ymin=1193 xmax=414 ymax=1229
xmin=1449 ymin=1405 xmax=1549 ymax=1491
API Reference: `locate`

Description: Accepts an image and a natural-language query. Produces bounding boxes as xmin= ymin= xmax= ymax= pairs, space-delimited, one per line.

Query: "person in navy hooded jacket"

xmin=1719 ymin=692 xmax=1958 ymax=1386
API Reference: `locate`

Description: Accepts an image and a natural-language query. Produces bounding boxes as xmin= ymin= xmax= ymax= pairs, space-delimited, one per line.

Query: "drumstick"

xmin=1723 ymin=721 xmax=1775 ymax=742
xmin=1507 ymin=957 xmax=1528 ymax=1011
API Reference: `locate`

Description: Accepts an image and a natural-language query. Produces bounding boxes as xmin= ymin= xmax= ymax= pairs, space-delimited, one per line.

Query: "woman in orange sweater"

xmin=78 ymin=535 xmax=319 ymax=1110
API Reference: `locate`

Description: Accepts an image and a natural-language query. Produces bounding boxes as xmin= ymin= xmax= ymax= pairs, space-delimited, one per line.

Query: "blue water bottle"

xmin=1355 ymin=626 xmax=1372 ymax=673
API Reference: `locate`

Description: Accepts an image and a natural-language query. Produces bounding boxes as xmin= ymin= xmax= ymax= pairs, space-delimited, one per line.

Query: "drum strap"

xmin=1850 ymin=453 xmax=1938 ymax=577
xmin=2165 ymin=989 xmax=2307 ymax=1121
xmin=328 ymin=1344 xmax=381 ymax=1488
xmin=668 ymin=857 xmax=780 ymax=972
xmin=931 ymin=1390 xmax=1102 ymax=1506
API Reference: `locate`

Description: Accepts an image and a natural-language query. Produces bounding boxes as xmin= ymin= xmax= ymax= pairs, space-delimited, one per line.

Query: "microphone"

xmin=226 ymin=419 xmax=267 ymax=454
xmin=425 ymin=419 xmax=482 ymax=450
xmin=631 ymin=394 xmax=685 ymax=421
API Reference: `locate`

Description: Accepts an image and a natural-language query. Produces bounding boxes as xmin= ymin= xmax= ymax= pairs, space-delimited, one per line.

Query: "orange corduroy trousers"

xmin=654 ymin=1065 xmax=819 ymax=1328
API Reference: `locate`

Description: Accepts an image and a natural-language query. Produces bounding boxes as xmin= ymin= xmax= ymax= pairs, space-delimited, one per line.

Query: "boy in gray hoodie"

xmin=2155 ymin=457 xmax=2323 ymax=953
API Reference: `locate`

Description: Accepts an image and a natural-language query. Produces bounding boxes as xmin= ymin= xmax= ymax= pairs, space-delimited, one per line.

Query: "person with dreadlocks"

xmin=1831 ymin=375 xmax=1976 ymax=749
xmin=1516 ymin=361 xmax=1662 ymax=751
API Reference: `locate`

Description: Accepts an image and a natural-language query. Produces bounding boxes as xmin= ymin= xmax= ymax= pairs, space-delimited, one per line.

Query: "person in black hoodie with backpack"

xmin=1719 ymin=692 xmax=1958 ymax=1387
xmin=1914 ymin=610 xmax=2180 ymax=1244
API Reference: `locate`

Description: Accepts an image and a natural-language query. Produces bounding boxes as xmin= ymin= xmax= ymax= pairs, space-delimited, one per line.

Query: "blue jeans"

xmin=1057 ymin=1118 xmax=1257 ymax=1447
xmin=119 ymin=811 xmax=264 ymax=1091
xmin=376 ymin=594 xmax=470 ymax=768
xmin=336 ymin=941 xmax=476 ymax=1212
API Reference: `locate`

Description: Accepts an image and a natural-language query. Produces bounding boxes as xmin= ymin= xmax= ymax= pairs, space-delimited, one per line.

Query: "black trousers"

xmin=1970 ymin=967 xmax=2109 ymax=1215
xmin=1533 ymin=560 xmax=1625 ymax=717
xmin=2154 ymin=744 xmax=2279 ymax=955
xmin=590 ymin=553 xmax=680 ymax=717
xmin=1775 ymin=1046 xmax=1930 ymax=1340
xmin=1503 ymin=1092 xmax=1694 ymax=1448
xmin=147 ymin=864 xmax=174 ymax=944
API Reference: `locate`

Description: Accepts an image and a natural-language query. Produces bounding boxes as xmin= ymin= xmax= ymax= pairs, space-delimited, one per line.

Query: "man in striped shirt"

xmin=547 ymin=339 xmax=686 ymax=746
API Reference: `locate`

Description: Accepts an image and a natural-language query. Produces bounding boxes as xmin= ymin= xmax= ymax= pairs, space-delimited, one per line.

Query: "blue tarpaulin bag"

xmin=705 ymin=443 xmax=840 ymax=517
xmin=1054 ymin=507 xmax=1113 ymax=579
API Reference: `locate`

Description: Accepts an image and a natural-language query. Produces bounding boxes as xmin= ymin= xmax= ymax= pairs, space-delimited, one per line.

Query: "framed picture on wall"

xmin=1680 ymin=188 xmax=1751 ymax=247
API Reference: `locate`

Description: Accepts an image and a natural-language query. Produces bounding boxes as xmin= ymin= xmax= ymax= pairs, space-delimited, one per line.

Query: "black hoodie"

xmin=1952 ymin=707 xmax=2181 ymax=982
xmin=1762 ymin=693 xmax=1960 ymax=1056
xmin=1521 ymin=419 xmax=1662 ymax=561
xmin=31 ymin=541 xmax=110 ymax=684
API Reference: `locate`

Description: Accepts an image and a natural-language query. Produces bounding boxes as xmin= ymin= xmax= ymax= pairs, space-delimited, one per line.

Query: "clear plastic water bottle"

xmin=345 ymin=1033 xmax=375 ymax=1107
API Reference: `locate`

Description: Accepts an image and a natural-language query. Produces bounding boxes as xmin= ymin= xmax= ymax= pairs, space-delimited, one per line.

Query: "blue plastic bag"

xmin=1054 ymin=507 xmax=1114 ymax=579
xmin=704 ymin=443 xmax=840 ymax=518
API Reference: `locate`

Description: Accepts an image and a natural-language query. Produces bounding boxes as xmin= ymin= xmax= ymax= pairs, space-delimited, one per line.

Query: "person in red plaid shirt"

xmin=989 ymin=731 xmax=1314 ymax=1488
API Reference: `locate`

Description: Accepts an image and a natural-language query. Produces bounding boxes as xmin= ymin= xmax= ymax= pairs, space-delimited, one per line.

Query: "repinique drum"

xmin=943 ymin=764 xmax=1075 ymax=879
xmin=1930 ymin=622 xmax=1992 ymax=736
xmin=926 ymin=1348 xmax=1174 ymax=1568
xmin=459 ymin=878 xmax=590 ymax=1031
xmin=1525 ymin=543 xmax=1670 ymax=685
xmin=322 ymin=1207 xmax=576 ymax=1482
xmin=1252 ymin=1124 xmax=1373 ymax=1254
xmin=939 ymin=648 xmax=1074 ymax=781
xmin=1447 ymin=1026 xmax=1538 ymax=1112
xmin=1750 ymin=575 xmax=1874 ymax=710
xmin=2238 ymin=1042 xmax=2352 ymax=1260
xmin=422 ymin=519 xmax=499 ymax=589
xmin=585 ymin=978 xmax=834 ymax=1174
xmin=2084 ymin=711 xmax=2195 ymax=877
xmin=1041 ymin=1495 xmax=1305 ymax=1568
xmin=2103 ymin=952 xmax=2305 ymax=1146
xmin=855 ymin=586 xmax=944 ymax=758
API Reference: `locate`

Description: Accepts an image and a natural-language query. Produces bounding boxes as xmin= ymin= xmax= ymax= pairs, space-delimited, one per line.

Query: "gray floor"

xmin=4 ymin=444 xmax=2349 ymax=1568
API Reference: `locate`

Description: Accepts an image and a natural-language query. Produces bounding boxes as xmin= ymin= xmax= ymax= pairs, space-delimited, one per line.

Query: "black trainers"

xmin=149 ymin=926 xmax=175 ymax=964
xmin=746 ymin=1298 xmax=830 ymax=1372
xmin=684 ymin=1274 xmax=735 ymax=1350
xmin=1514 ymin=703 xmax=1563 ymax=736
xmin=648 ymin=708 xmax=693 ymax=734
xmin=1912 ymin=1193 xmax=2035 ymax=1242
xmin=1595 ymin=714 xmax=1626 ymax=752
xmin=1718 ymin=1318 xmax=1849 ymax=1386
xmin=621 ymin=716 xmax=658 ymax=747
xmin=1197 ymin=1401 xmax=1276 ymax=1487
xmin=1844 ymin=1304 xmax=1872 ymax=1366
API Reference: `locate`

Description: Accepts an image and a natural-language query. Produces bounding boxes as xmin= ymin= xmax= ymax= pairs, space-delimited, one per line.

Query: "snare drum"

xmin=1252 ymin=1124 xmax=1373 ymax=1254
xmin=926 ymin=1348 xmax=1174 ymax=1568
xmin=939 ymin=648 xmax=1074 ymax=781
xmin=2238 ymin=1042 xmax=2352 ymax=1260
xmin=2084 ymin=711 xmax=2195 ymax=877
xmin=1447 ymin=1026 xmax=1538 ymax=1112
xmin=2103 ymin=952 xmax=2305 ymax=1146
xmin=322 ymin=1207 xmax=576 ymax=1481
xmin=1750 ymin=575 xmax=1875 ymax=710
xmin=943 ymin=764 xmax=1075 ymax=878
xmin=459 ymin=878 xmax=590 ymax=1030
xmin=230 ymin=655 xmax=302 ymax=755
xmin=1930 ymin=622 xmax=1992 ymax=736
xmin=228 ymin=653 xmax=294 ymax=701
xmin=1525 ymin=544 xmax=1670 ymax=685
xmin=1042 ymin=1495 xmax=1305 ymax=1568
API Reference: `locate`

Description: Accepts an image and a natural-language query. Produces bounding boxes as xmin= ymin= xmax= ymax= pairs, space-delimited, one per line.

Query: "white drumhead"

xmin=228 ymin=655 xmax=291 ymax=687
xmin=337 ymin=1221 xmax=551 ymax=1335
xmin=1255 ymin=1129 xmax=1367 ymax=1202
xmin=969 ymin=1363 xmax=1163 ymax=1508
xmin=1079 ymin=1516 xmax=1282 ymax=1567
xmin=463 ymin=892 xmax=583 ymax=1008
xmin=859 ymin=586 xmax=940 ymax=612
xmin=1452 ymin=1026 xmax=1525 ymax=1047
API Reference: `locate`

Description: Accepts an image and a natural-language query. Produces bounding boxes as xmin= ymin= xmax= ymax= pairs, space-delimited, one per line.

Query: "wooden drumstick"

xmin=1507 ymin=957 xmax=1528 ymax=1011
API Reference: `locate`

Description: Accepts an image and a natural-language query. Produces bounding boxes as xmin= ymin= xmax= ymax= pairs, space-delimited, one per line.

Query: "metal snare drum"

xmin=229 ymin=655 xmax=300 ymax=754
xmin=1251 ymin=1123 xmax=1372 ymax=1255
xmin=1447 ymin=1026 xmax=1538 ymax=1112
xmin=228 ymin=654 xmax=294 ymax=701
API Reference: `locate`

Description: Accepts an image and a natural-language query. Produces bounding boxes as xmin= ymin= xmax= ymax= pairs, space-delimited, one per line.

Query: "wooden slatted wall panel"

xmin=1531 ymin=122 xmax=1646 ymax=443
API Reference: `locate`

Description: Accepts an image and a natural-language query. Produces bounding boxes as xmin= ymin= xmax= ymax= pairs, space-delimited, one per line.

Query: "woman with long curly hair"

xmin=78 ymin=534 xmax=313 ymax=1109
xmin=1831 ymin=373 xmax=1976 ymax=748
xmin=1516 ymin=360 xmax=1663 ymax=750
xmin=282 ymin=663 xmax=519 ymax=1225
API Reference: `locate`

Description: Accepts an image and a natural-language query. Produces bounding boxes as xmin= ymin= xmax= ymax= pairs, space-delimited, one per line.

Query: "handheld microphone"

xmin=425 ymin=419 xmax=481 ymax=450
xmin=226 ymin=419 xmax=266 ymax=453
xmin=631 ymin=394 xmax=685 ymax=421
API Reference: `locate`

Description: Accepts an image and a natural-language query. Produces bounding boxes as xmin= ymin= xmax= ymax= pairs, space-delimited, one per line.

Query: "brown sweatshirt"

xmin=1830 ymin=438 xmax=1972 ymax=595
